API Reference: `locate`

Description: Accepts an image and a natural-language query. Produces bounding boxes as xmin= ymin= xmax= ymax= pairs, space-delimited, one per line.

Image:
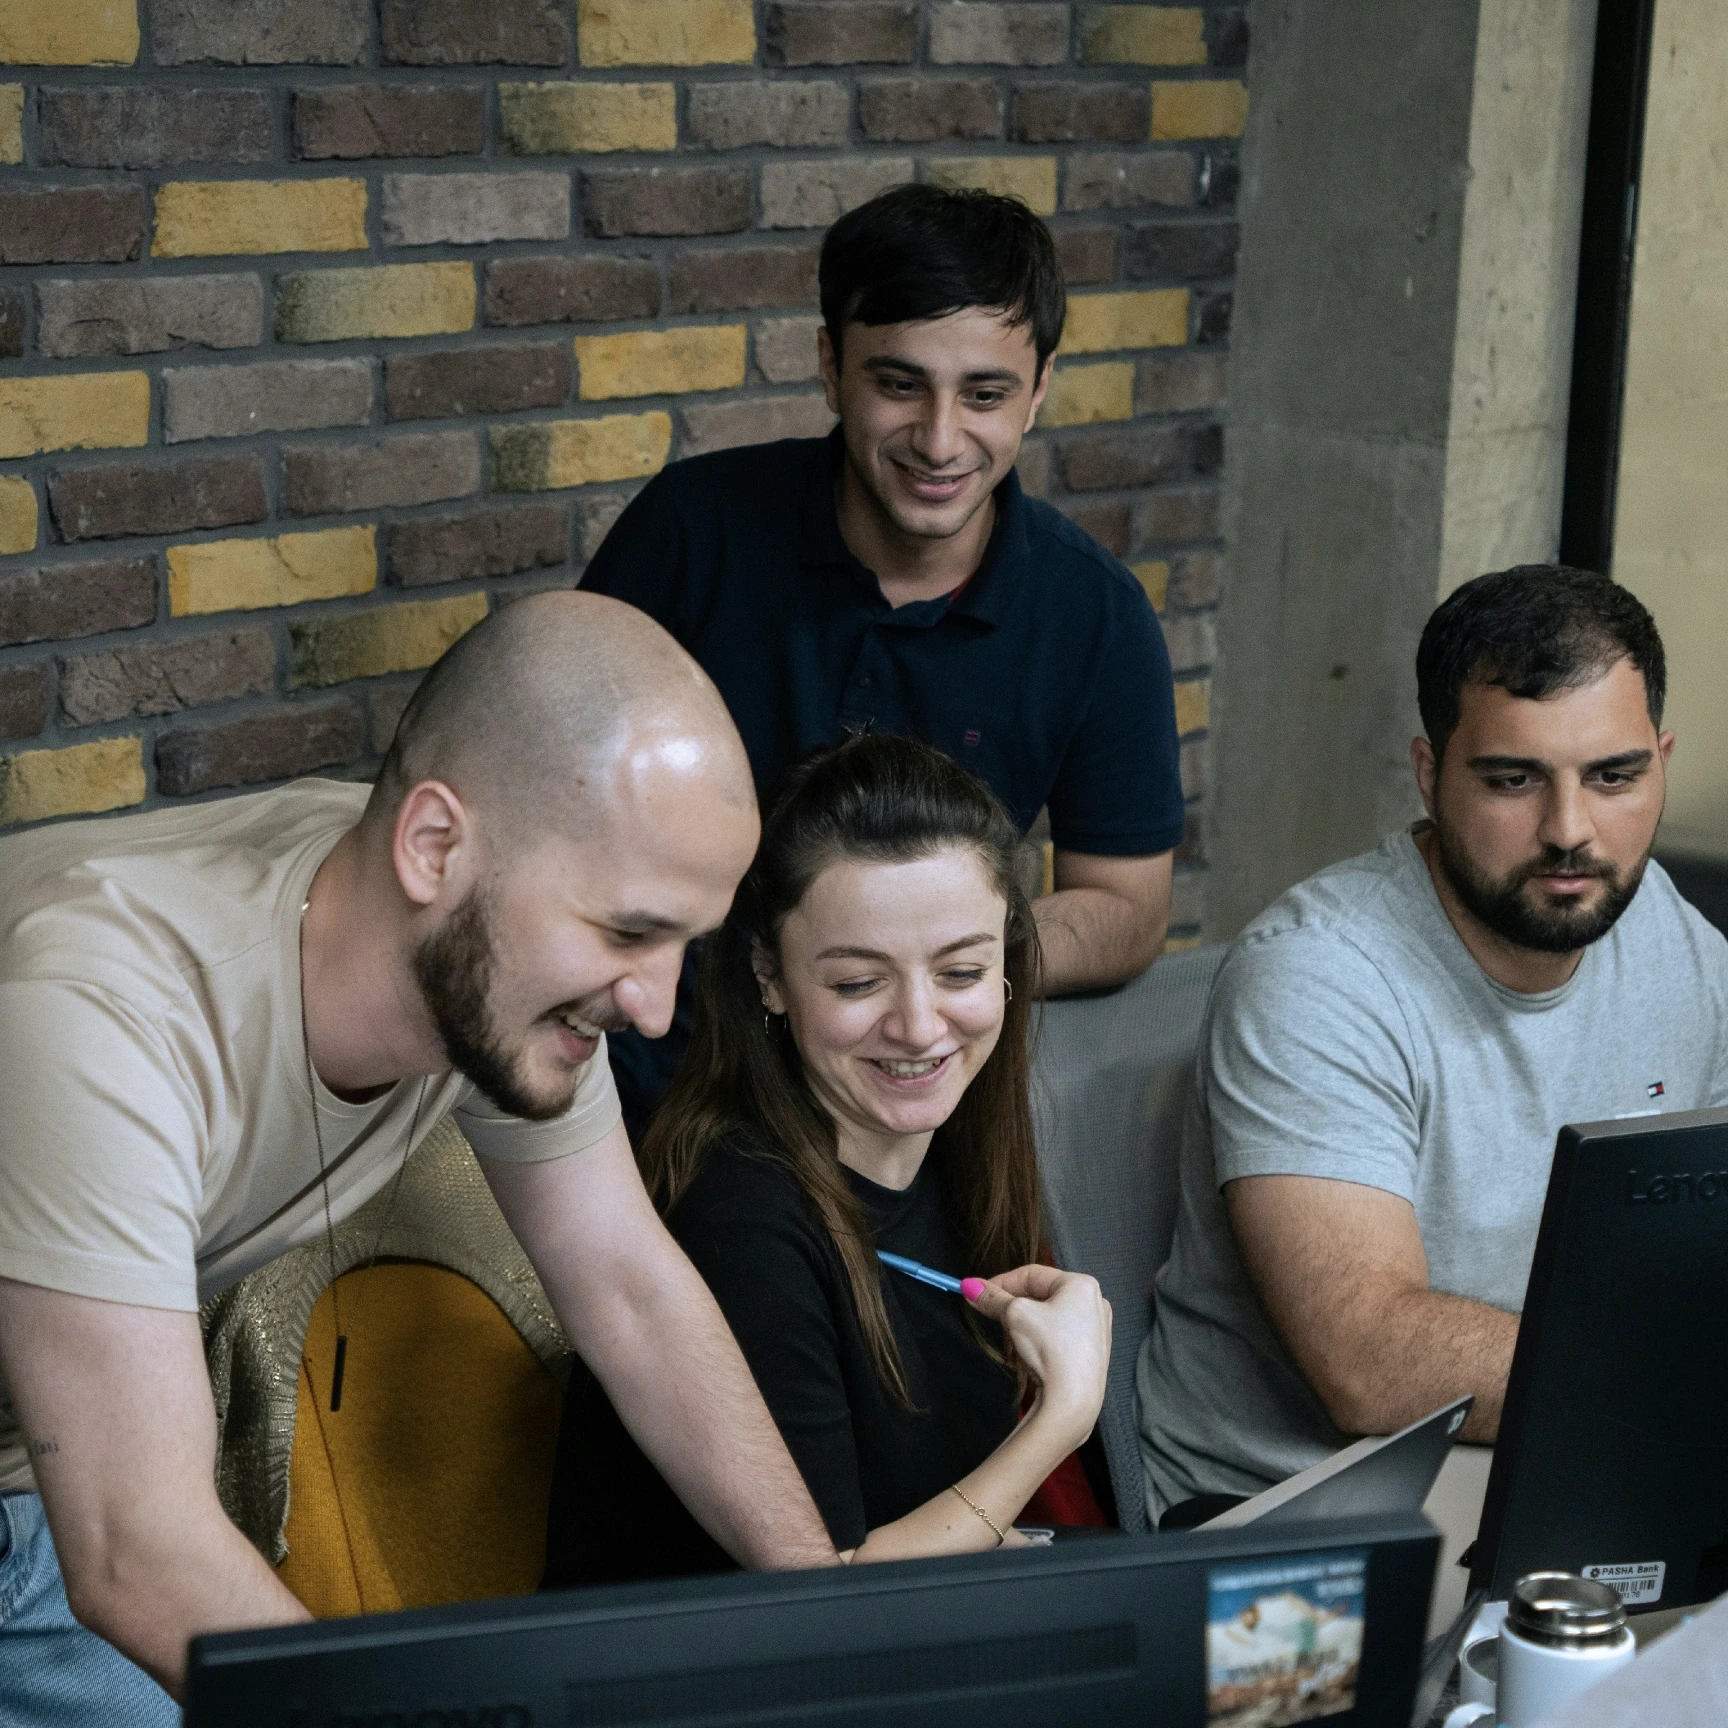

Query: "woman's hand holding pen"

xmin=968 ymin=1265 xmax=1113 ymax=1452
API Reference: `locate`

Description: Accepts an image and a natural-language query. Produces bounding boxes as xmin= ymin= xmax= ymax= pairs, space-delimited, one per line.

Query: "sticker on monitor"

xmin=1206 ymin=1548 xmax=1367 ymax=1727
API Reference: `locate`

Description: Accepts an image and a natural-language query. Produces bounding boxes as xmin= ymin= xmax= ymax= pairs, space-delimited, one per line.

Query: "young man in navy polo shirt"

xmin=582 ymin=185 xmax=1185 ymax=1130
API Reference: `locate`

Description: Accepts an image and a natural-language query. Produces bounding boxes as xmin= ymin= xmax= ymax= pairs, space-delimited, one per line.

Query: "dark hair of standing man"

xmin=818 ymin=183 xmax=1068 ymax=372
xmin=1416 ymin=564 xmax=1667 ymax=760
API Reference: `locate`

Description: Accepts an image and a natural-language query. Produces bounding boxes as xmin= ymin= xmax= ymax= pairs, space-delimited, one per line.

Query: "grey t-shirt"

xmin=1137 ymin=829 xmax=1728 ymax=1521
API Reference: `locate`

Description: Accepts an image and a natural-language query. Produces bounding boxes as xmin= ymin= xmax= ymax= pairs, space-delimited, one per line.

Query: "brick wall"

xmin=0 ymin=0 xmax=1242 ymax=942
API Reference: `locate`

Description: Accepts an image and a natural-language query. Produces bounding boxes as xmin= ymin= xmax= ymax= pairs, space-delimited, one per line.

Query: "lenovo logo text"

xmin=1624 ymin=1168 xmax=1728 ymax=1205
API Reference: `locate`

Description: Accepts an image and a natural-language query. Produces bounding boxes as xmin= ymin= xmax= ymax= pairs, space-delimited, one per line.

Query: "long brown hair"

xmin=640 ymin=734 xmax=1043 ymax=1404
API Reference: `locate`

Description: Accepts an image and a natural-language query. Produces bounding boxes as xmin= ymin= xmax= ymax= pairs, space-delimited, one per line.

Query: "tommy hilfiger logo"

xmin=1647 ymin=1081 xmax=1665 ymax=1098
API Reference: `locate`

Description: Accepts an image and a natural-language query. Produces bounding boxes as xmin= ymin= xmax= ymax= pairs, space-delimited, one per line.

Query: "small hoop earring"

xmin=763 ymin=1011 xmax=772 ymax=1034
xmin=1004 ymin=978 xmax=1013 ymax=1002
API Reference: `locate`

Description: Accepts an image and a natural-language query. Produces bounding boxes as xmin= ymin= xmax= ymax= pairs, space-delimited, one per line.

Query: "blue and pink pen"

xmin=877 ymin=1250 xmax=986 ymax=1304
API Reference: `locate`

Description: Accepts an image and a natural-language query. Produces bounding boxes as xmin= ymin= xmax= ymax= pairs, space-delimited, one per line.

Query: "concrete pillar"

xmin=1206 ymin=0 xmax=1596 ymax=939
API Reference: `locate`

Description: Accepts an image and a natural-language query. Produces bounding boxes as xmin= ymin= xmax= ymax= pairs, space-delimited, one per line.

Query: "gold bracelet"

xmin=949 ymin=1483 xmax=1007 ymax=1547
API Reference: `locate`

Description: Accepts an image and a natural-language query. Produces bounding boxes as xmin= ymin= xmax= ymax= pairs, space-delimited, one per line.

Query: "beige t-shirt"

xmin=0 ymin=779 xmax=621 ymax=1492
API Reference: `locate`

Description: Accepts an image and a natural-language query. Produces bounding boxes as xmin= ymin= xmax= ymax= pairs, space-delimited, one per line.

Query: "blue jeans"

xmin=0 ymin=1491 xmax=179 ymax=1728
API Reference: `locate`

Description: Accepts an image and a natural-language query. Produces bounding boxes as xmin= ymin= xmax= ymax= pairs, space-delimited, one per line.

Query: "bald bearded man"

xmin=0 ymin=593 xmax=837 ymax=1724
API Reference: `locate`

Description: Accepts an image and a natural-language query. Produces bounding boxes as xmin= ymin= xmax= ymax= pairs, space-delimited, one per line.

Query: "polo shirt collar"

xmin=799 ymin=429 xmax=1032 ymax=628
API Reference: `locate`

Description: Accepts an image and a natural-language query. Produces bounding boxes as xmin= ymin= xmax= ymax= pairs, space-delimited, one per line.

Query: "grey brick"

xmin=686 ymin=81 xmax=851 ymax=151
xmin=754 ymin=315 xmax=824 ymax=383
xmin=1061 ymin=498 xmax=1129 ymax=556
xmin=759 ymin=157 xmax=912 ymax=229
xmin=1136 ymin=351 xmax=1228 ymax=413
xmin=1054 ymin=226 xmax=1116 ymax=284
xmin=669 ymin=246 xmax=818 ymax=315
xmin=48 ymin=458 xmax=267 ymax=542
xmin=1012 ymin=82 xmax=1149 ymax=144
xmin=1179 ymin=735 xmax=1205 ymax=800
xmin=0 ymin=557 xmax=155 ymax=648
xmin=575 ymin=490 xmax=637 ymax=562
xmin=1161 ymin=610 xmax=1216 ymax=675
xmin=379 ymin=0 xmax=570 ymax=65
xmin=1134 ymin=488 xmax=1221 ymax=543
xmin=389 ymin=503 xmax=567 ymax=585
xmin=0 ymin=289 xmax=23 ymax=360
xmin=37 ymin=88 xmax=274 ymax=168
xmin=1124 ymin=221 xmax=1240 ymax=282
xmin=157 ymin=701 xmax=366 ymax=796
xmin=0 ymin=187 xmax=144 ymax=266
xmin=35 ymin=276 xmax=262 ymax=358
xmin=1168 ymin=549 xmax=1219 ymax=609
xmin=369 ymin=682 xmax=415 ymax=753
xmin=679 ymin=393 xmax=834 ymax=458
xmin=1061 ymin=425 xmax=1187 ymax=492
xmin=929 ymin=2 xmax=1070 ymax=65
xmin=0 ymin=667 xmax=47 ymax=741
xmin=764 ymin=3 xmax=917 ymax=66
xmin=381 ymin=171 xmax=569 ymax=247
xmin=583 ymin=168 xmax=751 ymax=238
xmin=163 ymin=358 xmax=373 ymax=443
xmin=859 ymin=78 xmax=1002 ymax=142
xmin=1063 ymin=152 xmax=1196 ymax=213
xmin=1015 ymin=437 xmax=1051 ymax=498
xmin=293 ymin=85 xmax=486 ymax=159
xmin=483 ymin=254 xmax=661 ymax=326
xmin=385 ymin=343 xmax=570 ymax=419
xmin=153 ymin=0 xmax=370 ymax=65
xmin=282 ymin=431 xmax=481 ymax=516
xmin=59 ymin=629 xmax=277 ymax=725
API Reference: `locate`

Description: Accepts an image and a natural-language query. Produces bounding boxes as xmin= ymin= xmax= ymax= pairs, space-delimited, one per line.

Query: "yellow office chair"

xmin=204 ymin=1120 xmax=573 ymax=1616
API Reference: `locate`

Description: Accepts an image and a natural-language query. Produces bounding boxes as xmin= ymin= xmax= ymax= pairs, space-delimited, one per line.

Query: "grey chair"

xmin=1032 ymin=943 xmax=1226 ymax=1532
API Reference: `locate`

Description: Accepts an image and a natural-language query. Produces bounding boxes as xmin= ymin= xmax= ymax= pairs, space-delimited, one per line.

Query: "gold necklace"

xmin=298 ymin=895 xmax=429 ymax=1413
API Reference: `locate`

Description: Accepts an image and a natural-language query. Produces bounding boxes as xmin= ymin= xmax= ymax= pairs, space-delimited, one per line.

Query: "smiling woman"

xmin=542 ymin=736 xmax=1113 ymax=1585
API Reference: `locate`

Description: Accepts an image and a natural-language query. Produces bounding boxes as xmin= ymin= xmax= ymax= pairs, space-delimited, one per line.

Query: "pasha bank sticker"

xmin=1582 ymin=1561 xmax=1664 ymax=1606
xmin=1206 ymin=1549 xmax=1366 ymax=1727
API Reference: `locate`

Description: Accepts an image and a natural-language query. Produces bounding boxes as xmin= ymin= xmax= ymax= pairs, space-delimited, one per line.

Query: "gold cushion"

xmin=277 ymin=1262 xmax=561 ymax=1618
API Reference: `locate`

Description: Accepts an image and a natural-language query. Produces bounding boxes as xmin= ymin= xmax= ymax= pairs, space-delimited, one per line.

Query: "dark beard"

xmin=1431 ymin=817 xmax=1647 ymax=956
xmin=412 ymin=885 xmax=572 ymax=1122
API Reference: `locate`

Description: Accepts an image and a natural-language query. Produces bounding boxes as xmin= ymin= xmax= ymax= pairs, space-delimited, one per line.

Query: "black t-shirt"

xmin=542 ymin=1134 xmax=1020 ymax=1586
xmin=579 ymin=431 xmax=1186 ymax=1130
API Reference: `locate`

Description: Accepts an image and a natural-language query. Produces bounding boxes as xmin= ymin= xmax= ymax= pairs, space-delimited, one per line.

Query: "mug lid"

xmin=1507 ymin=1572 xmax=1628 ymax=1645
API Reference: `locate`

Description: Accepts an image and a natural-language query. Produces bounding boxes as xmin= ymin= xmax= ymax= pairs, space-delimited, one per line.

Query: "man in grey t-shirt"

xmin=1138 ymin=565 xmax=1728 ymax=1524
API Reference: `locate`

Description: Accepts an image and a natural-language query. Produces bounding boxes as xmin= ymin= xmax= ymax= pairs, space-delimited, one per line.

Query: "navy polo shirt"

xmin=581 ymin=431 xmax=1184 ymax=1127
xmin=582 ymin=430 xmax=1184 ymax=852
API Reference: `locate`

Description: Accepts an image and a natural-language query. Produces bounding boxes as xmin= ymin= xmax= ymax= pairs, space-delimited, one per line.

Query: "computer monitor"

xmin=1471 ymin=1105 xmax=1728 ymax=1611
xmin=187 ymin=1512 xmax=1437 ymax=1728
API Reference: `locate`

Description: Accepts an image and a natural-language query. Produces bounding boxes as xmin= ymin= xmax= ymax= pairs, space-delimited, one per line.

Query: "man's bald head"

xmin=367 ymin=590 xmax=754 ymax=846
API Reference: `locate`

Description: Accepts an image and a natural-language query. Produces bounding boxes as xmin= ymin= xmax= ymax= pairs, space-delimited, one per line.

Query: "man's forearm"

xmin=59 ymin=1501 xmax=309 ymax=1699
xmin=1308 ymin=1287 xmax=1519 ymax=1443
xmin=1033 ymin=886 xmax=1166 ymax=994
xmin=587 ymin=1257 xmax=837 ymax=1569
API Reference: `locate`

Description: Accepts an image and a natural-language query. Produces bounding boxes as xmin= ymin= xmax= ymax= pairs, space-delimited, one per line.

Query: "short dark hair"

xmin=818 ymin=183 xmax=1066 ymax=372
xmin=1416 ymin=564 xmax=1667 ymax=757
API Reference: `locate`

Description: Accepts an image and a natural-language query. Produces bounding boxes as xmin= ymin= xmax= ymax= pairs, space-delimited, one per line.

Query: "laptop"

xmin=1200 ymin=1395 xmax=1474 ymax=1530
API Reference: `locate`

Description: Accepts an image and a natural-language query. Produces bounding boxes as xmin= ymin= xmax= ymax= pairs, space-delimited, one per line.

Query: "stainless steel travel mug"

xmin=1496 ymin=1572 xmax=1637 ymax=1727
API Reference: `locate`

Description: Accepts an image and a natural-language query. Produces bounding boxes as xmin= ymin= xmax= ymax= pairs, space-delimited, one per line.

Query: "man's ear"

xmin=1411 ymin=737 xmax=1440 ymax=821
xmin=751 ymin=939 xmax=787 ymax=1015
xmin=1024 ymin=353 xmax=1054 ymax=432
xmin=392 ymin=781 xmax=473 ymax=909
xmin=817 ymin=325 xmax=842 ymax=416
xmin=1658 ymin=728 xmax=1676 ymax=767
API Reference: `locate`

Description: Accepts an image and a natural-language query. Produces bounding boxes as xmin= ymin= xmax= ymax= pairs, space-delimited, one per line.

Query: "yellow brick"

xmin=575 ymin=326 xmax=746 ymax=401
xmin=492 ymin=412 xmax=673 ymax=491
xmin=500 ymin=81 xmax=676 ymax=154
xmin=1151 ymin=79 xmax=1249 ymax=140
xmin=276 ymin=263 xmax=475 ymax=343
xmin=925 ymin=156 xmax=1058 ymax=218
xmin=0 ymin=0 xmax=137 ymax=64
xmin=1173 ymin=677 xmax=1211 ymax=736
xmin=291 ymin=593 xmax=490 ymax=689
xmin=0 ymin=737 xmax=144 ymax=826
xmin=0 ymin=476 xmax=37 ymax=555
xmin=1039 ymin=362 xmax=1134 ymax=429
xmin=1079 ymin=6 xmax=1206 ymax=65
xmin=0 ymin=84 xmax=22 ymax=165
xmin=0 ymin=373 xmax=149 ymax=459
xmin=1132 ymin=559 xmax=1170 ymax=612
xmin=577 ymin=0 xmax=754 ymax=66
xmin=167 ymin=525 xmax=377 ymax=618
xmin=152 ymin=179 xmax=367 ymax=259
xmin=1060 ymin=289 xmax=1189 ymax=355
